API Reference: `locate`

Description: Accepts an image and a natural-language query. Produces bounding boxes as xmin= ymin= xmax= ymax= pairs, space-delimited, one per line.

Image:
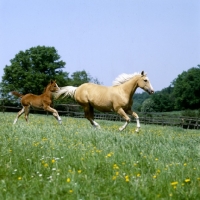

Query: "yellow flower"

xmin=116 ymin=171 xmax=119 ymax=176
xmin=185 ymin=178 xmax=190 ymax=183
xmin=125 ymin=175 xmax=129 ymax=182
xmin=171 ymin=181 xmax=178 ymax=186
xmin=78 ymin=170 xmax=82 ymax=174
xmin=18 ymin=177 xmax=22 ymax=180
xmin=155 ymin=158 xmax=158 ymax=161
xmin=51 ymin=159 xmax=55 ymax=163
xmin=112 ymin=176 xmax=117 ymax=180
xmin=153 ymin=175 xmax=157 ymax=179
xmin=69 ymin=189 xmax=73 ymax=193
xmin=184 ymin=163 xmax=187 ymax=166
xmin=113 ymin=164 xmax=119 ymax=170
xmin=137 ymin=173 xmax=141 ymax=177
xmin=43 ymin=163 xmax=48 ymax=168
xmin=66 ymin=178 xmax=70 ymax=183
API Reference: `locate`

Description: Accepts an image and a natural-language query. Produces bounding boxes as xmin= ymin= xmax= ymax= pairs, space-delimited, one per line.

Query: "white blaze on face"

xmin=146 ymin=77 xmax=154 ymax=92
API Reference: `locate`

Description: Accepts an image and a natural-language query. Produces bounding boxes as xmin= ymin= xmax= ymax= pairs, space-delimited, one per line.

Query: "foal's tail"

xmin=53 ymin=86 xmax=77 ymax=100
xmin=12 ymin=91 xmax=24 ymax=98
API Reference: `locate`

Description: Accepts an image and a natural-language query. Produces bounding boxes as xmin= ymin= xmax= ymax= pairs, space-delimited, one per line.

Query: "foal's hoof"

xmin=58 ymin=120 xmax=62 ymax=125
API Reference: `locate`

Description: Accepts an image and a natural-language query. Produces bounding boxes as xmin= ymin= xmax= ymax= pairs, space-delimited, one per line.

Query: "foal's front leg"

xmin=45 ymin=106 xmax=62 ymax=124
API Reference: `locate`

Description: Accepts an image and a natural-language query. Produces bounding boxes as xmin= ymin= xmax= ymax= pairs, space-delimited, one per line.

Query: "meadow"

xmin=0 ymin=112 xmax=199 ymax=200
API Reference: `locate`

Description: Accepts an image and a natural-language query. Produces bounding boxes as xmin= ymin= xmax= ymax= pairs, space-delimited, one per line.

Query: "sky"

xmin=0 ymin=0 xmax=200 ymax=92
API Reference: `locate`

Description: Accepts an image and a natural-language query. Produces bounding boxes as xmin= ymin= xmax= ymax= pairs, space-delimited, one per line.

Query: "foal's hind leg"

xmin=13 ymin=107 xmax=25 ymax=124
xmin=45 ymin=106 xmax=62 ymax=124
xmin=83 ymin=104 xmax=100 ymax=129
xmin=24 ymin=106 xmax=30 ymax=122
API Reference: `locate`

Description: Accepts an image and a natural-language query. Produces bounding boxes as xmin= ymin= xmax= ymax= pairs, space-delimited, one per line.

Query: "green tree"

xmin=69 ymin=70 xmax=101 ymax=86
xmin=150 ymin=86 xmax=174 ymax=112
xmin=172 ymin=66 xmax=200 ymax=110
xmin=132 ymin=92 xmax=149 ymax=111
xmin=1 ymin=46 xmax=69 ymax=96
xmin=141 ymin=98 xmax=155 ymax=112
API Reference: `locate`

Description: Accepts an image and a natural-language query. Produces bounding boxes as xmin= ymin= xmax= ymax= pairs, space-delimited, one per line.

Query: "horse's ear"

xmin=141 ymin=71 xmax=144 ymax=76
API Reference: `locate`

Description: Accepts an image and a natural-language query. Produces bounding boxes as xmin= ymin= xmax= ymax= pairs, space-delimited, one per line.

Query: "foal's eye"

xmin=144 ymin=79 xmax=147 ymax=82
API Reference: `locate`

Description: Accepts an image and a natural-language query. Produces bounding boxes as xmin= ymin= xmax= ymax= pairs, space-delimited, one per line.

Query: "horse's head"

xmin=138 ymin=71 xmax=154 ymax=94
xmin=49 ymin=80 xmax=60 ymax=92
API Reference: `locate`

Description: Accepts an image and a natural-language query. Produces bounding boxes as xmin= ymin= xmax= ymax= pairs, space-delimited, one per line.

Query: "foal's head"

xmin=47 ymin=80 xmax=60 ymax=92
xmin=137 ymin=71 xmax=154 ymax=94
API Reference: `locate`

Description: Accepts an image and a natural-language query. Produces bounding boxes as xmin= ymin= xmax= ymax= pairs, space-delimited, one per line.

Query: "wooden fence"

xmin=0 ymin=104 xmax=199 ymax=129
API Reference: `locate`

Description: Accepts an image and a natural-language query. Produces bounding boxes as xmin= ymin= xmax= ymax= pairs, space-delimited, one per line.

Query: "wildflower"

xmin=78 ymin=170 xmax=82 ymax=174
xmin=66 ymin=178 xmax=71 ymax=183
xmin=112 ymin=176 xmax=117 ymax=180
xmin=153 ymin=175 xmax=157 ymax=179
xmin=184 ymin=163 xmax=187 ymax=166
xmin=125 ymin=175 xmax=129 ymax=182
xmin=113 ymin=164 xmax=119 ymax=170
xmin=51 ymin=159 xmax=55 ymax=163
xmin=155 ymin=158 xmax=158 ymax=161
xmin=18 ymin=177 xmax=22 ymax=180
xmin=185 ymin=178 xmax=190 ymax=183
xmin=171 ymin=181 xmax=178 ymax=186
xmin=69 ymin=189 xmax=73 ymax=193
xmin=137 ymin=173 xmax=141 ymax=177
xmin=116 ymin=171 xmax=119 ymax=176
xmin=43 ymin=163 xmax=48 ymax=168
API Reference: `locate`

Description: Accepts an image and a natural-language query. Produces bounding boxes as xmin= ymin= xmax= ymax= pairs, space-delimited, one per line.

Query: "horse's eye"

xmin=144 ymin=79 xmax=147 ymax=82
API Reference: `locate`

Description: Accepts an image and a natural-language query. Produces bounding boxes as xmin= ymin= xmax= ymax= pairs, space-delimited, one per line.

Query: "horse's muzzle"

xmin=148 ymin=89 xmax=154 ymax=94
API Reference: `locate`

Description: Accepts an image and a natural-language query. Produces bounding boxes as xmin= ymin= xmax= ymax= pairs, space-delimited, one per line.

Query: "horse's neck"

xmin=120 ymin=76 xmax=139 ymax=96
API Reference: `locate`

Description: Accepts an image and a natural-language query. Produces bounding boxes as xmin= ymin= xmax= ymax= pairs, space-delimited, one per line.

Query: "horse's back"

xmin=75 ymin=83 xmax=114 ymax=111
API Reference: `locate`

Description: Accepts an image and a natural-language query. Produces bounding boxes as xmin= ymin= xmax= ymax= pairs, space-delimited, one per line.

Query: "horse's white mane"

xmin=112 ymin=72 xmax=141 ymax=86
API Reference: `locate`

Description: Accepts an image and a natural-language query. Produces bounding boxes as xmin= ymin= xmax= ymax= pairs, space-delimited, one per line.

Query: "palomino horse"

xmin=54 ymin=71 xmax=154 ymax=131
xmin=12 ymin=80 xmax=62 ymax=124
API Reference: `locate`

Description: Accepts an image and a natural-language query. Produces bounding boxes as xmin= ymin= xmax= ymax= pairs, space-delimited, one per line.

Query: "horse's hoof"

xmin=135 ymin=129 xmax=140 ymax=133
xmin=119 ymin=127 xmax=124 ymax=131
xmin=58 ymin=120 xmax=62 ymax=124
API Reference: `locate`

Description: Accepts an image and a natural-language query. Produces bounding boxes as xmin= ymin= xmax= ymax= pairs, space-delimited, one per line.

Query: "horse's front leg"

xmin=45 ymin=106 xmax=62 ymax=124
xmin=127 ymin=110 xmax=140 ymax=132
xmin=116 ymin=108 xmax=130 ymax=131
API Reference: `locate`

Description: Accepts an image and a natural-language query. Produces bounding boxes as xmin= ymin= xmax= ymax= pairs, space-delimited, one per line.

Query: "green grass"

xmin=0 ymin=112 xmax=200 ymax=200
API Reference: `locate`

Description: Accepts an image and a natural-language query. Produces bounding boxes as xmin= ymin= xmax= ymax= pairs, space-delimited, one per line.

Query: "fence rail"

xmin=0 ymin=105 xmax=199 ymax=129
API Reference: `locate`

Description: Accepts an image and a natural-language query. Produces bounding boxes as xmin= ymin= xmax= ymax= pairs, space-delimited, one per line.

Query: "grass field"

xmin=0 ymin=112 xmax=200 ymax=200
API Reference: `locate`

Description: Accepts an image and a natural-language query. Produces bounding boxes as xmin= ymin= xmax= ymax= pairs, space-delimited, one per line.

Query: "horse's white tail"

xmin=53 ymin=86 xmax=77 ymax=99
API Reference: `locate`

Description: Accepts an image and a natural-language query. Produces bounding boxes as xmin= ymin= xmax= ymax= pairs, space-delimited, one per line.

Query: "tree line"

xmin=0 ymin=45 xmax=200 ymax=113
xmin=133 ymin=65 xmax=200 ymax=114
xmin=0 ymin=46 xmax=100 ymax=106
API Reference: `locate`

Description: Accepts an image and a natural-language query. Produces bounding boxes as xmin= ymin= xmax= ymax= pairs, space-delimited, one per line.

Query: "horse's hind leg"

xmin=84 ymin=104 xmax=100 ymax=129
xmin=45 ymin=106 xmax=62 ymax=124
xmin=13 ymin=107 xmax=25 ymax=124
